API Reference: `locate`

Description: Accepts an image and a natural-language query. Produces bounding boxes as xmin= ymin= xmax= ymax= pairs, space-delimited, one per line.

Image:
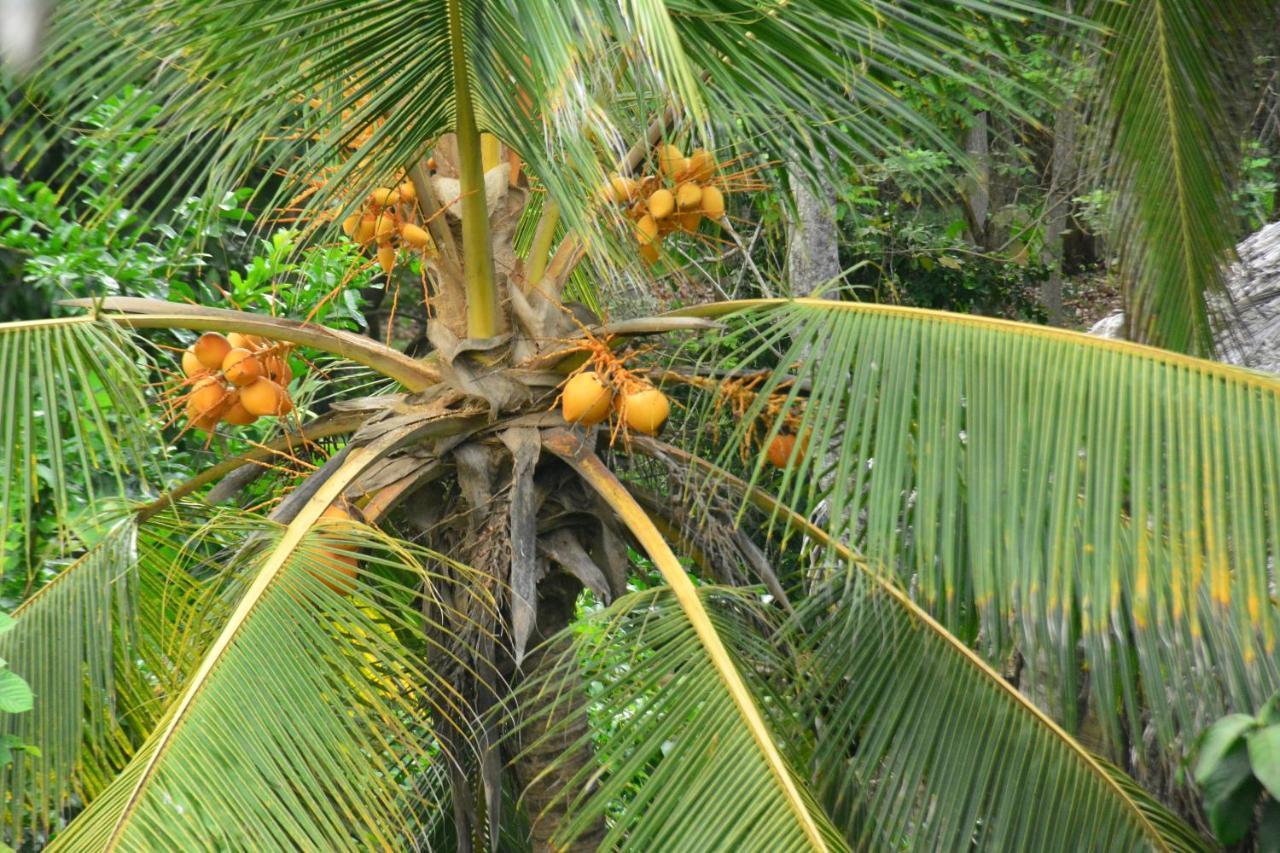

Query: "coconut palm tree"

xmin=0 ymin=0 xmax=1274 ymax=850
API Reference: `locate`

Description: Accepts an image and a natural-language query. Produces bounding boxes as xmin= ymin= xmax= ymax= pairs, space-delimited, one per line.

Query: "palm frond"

xmin=634 ymin=437 xmax=1205 ymax=850
xmin=799 ymin=562 xmax=1207 ymax=851
xmin=504 ymin=586 xmax=847 ymax=852
xmin=17 ymin=0 xmax=1058 ymax=278
xmin=0 ymin=317 xmax=159 ymax=573
xmin=46 ymin=488 xmax=494 ymax=849
xmin=0 ymin=507 xmax=258 ymax=843
xmin=542 ymin=429 xmax=836 ymax=850
xmin=1090 ymin=1 xmax=1264 ymax=354
xmin=675 ymin=298 xmax=1280 ymax=779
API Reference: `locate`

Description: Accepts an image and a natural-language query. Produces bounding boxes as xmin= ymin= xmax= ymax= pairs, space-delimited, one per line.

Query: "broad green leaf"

xmin=1206 ymin=775 xmax=1260 ymax=846
xmin=1200 ymin=740 xmax=1255 ymax=811
xmin=1195 ymin=714 xmax=1258 ymax=785
xmin=1248 ymin=724 xmax=1280 ymax=800
xmin=1260 ymin=798 xmax=1280 ymax=853
xmin=0 ymin=672 xmax=33 ymax=714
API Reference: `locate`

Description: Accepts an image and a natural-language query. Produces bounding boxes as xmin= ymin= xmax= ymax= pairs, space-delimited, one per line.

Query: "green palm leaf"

xmin=634 ymin=438 xmax=1205 ymax=851
xmin=0 ymin=317 xmax=160 ymax=573
xmin=47 ymin=492 xmax=492 ymax=850
xmin=676 ymin=298 xmax=1280 ymax=776
xmin=14 ymin=0 xmax=1049 ymax=268
xmin=1090 ymin=1 xmax=1267 ymax=354
xmin=0 ymin=507 xmax=261 ymax=842
xmin=505 ymin=586 xmax=847 ymax=852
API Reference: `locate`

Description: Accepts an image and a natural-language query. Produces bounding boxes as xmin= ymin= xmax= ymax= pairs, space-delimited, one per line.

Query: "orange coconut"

xmin=562 ymin=372 xmax=613 ymax=426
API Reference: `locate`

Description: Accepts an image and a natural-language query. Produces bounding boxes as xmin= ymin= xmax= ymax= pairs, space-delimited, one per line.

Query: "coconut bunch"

xmin=559 ymin=370 xmax=671 ymax=438
xmin=600 ymin=143 xmax=729 ymax=264
xmin=177 ymin=332 xmax=296 ymax=434
xmin=340 ymin=180 xmax=437 ymax=275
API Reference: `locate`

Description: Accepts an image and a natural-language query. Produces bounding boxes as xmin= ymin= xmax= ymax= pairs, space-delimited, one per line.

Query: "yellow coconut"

xmin=635 ymin=215 xmax=659 ymax=247
xmin=676 ymin=211 xmax=701 ymax=233
xmin=369 ymin=187 xmax=401 ymax=207
xmin=400 ymin=223 xmax=433 ymax=249
xmin=341 ymin=212 xmax=361 ymax=237
xmin=623 ymin=387 xmax=670 ymax=435
xmin=181 ymin=347 xmax=207 ymax=379
xmin=227 ymin=332 xmax=265 ymax=351
xmin=193 ymin=332 xmax=232 ymax=370
xmin=186 ymin=376 xmax=231 ymax=421
xmin=240 ymin=378 xmax=288 ymax=416
xmin=676 ymin=182 xmax=703 ymax=211
xmin=221 ymin=348 xmax=263 ymax=387
xmin=658 ymin=143 xmax=686 ymax=178
xmin=377 ymin=243 xmax=396 ymax=275
xmin=647 ymin=188 xmax=675 ymax=220
xmin=683 ymin=149 xmax=716 ymax=182
xmin=562 ymin=372 xmax=613 ymax=426
xmin=701 ymin=185 xmax=725 ymax=220
xmin=355 ymin=215 xmax=377 ymax=246
xmin=222 ymin=396 xmax=259 ymax=426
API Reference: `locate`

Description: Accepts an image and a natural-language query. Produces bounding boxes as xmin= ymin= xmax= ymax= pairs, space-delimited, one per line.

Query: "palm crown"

xmin=0 ymin=0 xmax=1275 ymax=850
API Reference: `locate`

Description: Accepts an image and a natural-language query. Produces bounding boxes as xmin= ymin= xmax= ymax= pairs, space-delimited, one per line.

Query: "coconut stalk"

xmin=447 ymin=0 xmax=501 ymax=340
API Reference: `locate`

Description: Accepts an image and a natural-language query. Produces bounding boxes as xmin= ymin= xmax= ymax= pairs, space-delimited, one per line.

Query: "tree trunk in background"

xmin=1043 ymin=99 xmax=1077 ymax=326
xmin=786 ymin=155 xmax=840 ymax=295
xmin=961 ymin=110 xmax=992 ymax=249
xmin=1040 ymin=0 xmax=1078 ymax=327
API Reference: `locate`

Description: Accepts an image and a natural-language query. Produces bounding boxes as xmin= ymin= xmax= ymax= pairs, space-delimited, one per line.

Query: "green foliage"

xmin=0 ymin=614 xmax=37 ymax=771
xmin=1194 ymin=692 xmax=1280 ymax=848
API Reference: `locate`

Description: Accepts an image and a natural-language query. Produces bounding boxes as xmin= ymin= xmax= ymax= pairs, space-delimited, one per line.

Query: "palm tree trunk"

xmin=510 ymin=572 xmax=607 ymax=853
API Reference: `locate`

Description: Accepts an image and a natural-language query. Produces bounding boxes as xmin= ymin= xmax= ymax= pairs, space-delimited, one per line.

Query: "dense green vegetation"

xmin=2 ymin=1 xmax=1280 ymax=850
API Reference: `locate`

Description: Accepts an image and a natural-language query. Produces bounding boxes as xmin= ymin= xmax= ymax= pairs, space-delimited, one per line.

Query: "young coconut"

xmin=635 ymin=215 xmax=660 ymax=247
xmin=193 ymin=332 xmax=232 ymax=370
xmin=186 ymin=376 xmax=232 ymax=424
xmin=377 ymin=243 xmax=396 ymax=275
xmin=240 ymin=378 xmax=289 ymax=416
xmin=623 ymin=385 xmax=670 ymax=435
xmin=767 ymin=433 xmax=808 ymax=468
xmin=400 ymin=223 xmax=433 ymax=249
xmin=227 ymin=332 xmax=264 ymax=351
xmin=658 ymin=143 xmax=686 ymax=178
xmin=341 ymin=212 xmax=361 ymax=238
xmin=561 ymin=371 xmax=613 ymax=426
xmin=181 ymin=346 xmax=207 ymax=379
xmin=397 ymin=180 xmax=416 ymax=202
xmin=222 ymin=348 xmax=263 ymax=386
xmin=355 ymin=215 xmax=377 ymax=246
xmin=683 ymin=148 xmax=716 ymax=183
xmin=647 ymin=188 xmax=675 ymax=220
xmin=373 ymin=214 xmax=397 ymax=242
xmin=605 ymin=173 xmax=637 ymax=203
xmin=263 ymin=353 xmax=293 ymax=386
xmin=222 ymin=394 xmax=259 ymax=426
xmin=369 ymin=186 xmax=401 ymax=207
xmin=701 ymin=185 xmax=726 ymax=220
xmin=676 ymin=182 xmax=703 ymax=211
